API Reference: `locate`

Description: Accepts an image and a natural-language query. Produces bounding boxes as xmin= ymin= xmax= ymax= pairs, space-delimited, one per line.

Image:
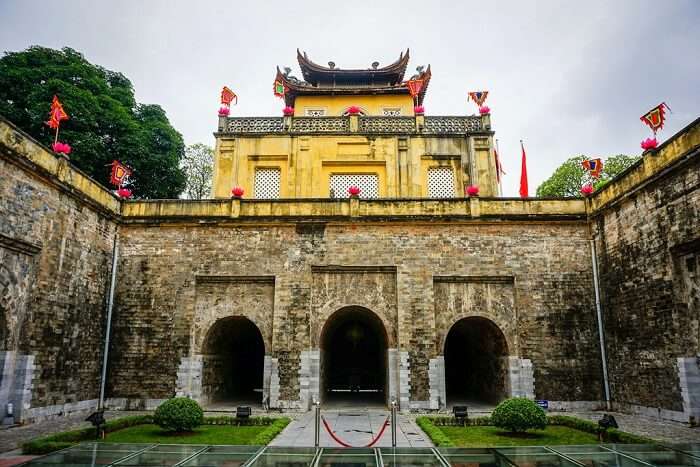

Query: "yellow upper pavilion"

xmin=212 ymin=50 xmax=498 ymax=199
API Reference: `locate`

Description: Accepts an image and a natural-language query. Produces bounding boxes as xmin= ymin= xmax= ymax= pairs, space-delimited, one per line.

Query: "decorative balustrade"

xmin=222 ymin=115 xmax=483 ymax=135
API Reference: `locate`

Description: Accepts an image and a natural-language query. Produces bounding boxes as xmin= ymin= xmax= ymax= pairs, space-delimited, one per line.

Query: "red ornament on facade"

xmin=348 ymin=186 xmax=361 ymax=197
xmin=479 ymin=106 xmax=490 ymax=115
xmin=347 ymin=106 xmax=361 ymax=115
xmin=580 ymin=184 xmax=594 ymax=197
xmin=283 ymin=106 xmax=295 ymax=116
xmin=641 ymin=137 xmax=658 ymax=150
xmin=231 ymin=186 xmax=244 ymax=198
xmin=218 ymin=106 xmax=230 ymax=117
xmin=116 ymin=188 xmax=133 ymax=199
xmin=52 ymin=142 xmax=72 ymax=155
xmin=414 ymin=105 xmax=425 ymax=115
xmin=466 ymin=185 xmax=480 ymax=197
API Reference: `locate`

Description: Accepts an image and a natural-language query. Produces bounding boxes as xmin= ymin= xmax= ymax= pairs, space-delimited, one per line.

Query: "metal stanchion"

xmin=314 ymin=398 xmax=321 ymax=448
xmin=390 ymin=398 xmax=397 ymax=447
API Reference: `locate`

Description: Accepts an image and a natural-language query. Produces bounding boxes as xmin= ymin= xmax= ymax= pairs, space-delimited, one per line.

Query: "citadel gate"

xmin=320 ymin=307 xmax=388 ymax=406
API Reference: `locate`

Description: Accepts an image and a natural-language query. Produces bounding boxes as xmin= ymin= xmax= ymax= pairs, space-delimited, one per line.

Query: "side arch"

xmin=200 ymin=316 xmax=266 ymax=404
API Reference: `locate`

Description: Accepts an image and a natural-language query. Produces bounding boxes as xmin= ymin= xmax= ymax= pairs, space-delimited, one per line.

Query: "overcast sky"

xmin=1 ymin=0 xmax=698 ymax=195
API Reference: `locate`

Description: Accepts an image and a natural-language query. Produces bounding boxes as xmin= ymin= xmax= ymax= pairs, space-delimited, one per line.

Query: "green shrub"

xmin=153 ymin=398 xmax=204 ymax=432
xmin=491 ymin=398 xmax=547 ymax=433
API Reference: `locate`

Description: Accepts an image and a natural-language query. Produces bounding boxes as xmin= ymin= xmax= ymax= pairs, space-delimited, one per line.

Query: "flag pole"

xmin=495 ymin=139 xmax=502 ymax=197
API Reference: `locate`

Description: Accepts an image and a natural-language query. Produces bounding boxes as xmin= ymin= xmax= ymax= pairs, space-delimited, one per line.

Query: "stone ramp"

xmin=270 ymin=409 xmax=432 ymax=447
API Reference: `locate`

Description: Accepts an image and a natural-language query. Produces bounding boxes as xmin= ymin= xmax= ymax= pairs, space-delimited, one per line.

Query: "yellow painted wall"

xmin=213 ymin=130 xmax=500 ymax=199
xmin=294 ymin=95 xmax=414 ymax=116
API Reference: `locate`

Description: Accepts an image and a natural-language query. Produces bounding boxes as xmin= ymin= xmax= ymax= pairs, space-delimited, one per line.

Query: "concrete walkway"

xmin=270 ymin=409 xmax=432 ymax=447
xmin=569 ymin=411 xmax=700 ymax=444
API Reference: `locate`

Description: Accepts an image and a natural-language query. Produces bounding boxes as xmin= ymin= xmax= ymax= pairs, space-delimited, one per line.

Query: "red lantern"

xmin=116 ymin=188 xmax=133 ymax=199
xmin=231 ymin=186 xmax=244 ymax=198
xmin=51 ymin=142 xmax=72 ymax=155
xmin=466 ymin=185 xmax=480 ymax=197
xmin=348 ymin=186 xmax=361 ymax=197
xmin=641 ymin=137 xmax=658 ymax=150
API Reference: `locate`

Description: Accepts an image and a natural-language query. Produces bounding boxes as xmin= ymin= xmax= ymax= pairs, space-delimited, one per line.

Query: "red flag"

xmin=494 ymin=148 xmax=505 ymax=184
xmin=519 ymin=141 xmax=529 ymax=198
xmin=406 ymin=79 xmax=424 ymax=98
xmin=109 ymin=160 xmax=132 ymax=187
xmin=46 ymin=95 xmax=69 ymax=129
xmin=220 ymin=86 xmax=237 ymax=106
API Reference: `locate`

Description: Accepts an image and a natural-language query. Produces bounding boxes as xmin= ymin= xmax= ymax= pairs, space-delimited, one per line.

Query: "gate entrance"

xmin=202 ymin=316 xmax=265 ymax=405
xmin=320 ymin=307 xmax=387 ymax=406
xmin=444 ymin=317 xmax=508 ymax=406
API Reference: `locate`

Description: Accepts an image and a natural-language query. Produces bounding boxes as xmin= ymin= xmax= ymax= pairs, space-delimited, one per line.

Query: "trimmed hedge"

xmin=416 ymin=417 xmax=455 ymax=447
xmin=250 ymin=418 xmax=291 ymax=445
xmin=548 ymin=415 xmax=656 ymax=444
xmin=22 ymin=415 xmax=288 ymax=455
xmin=22 ymin=415 xmax=153 ymax=455
xmin=417 ymin=414 xmax=656 ymax=447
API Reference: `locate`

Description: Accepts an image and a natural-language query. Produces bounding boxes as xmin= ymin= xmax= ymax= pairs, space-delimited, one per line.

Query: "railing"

xmin=221 ymin=115 xmax=484 ymax=135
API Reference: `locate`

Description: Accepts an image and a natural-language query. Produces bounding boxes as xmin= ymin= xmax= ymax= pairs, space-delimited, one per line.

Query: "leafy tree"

xmin=536 ymin=154 xmax=640 ymax=197
xmin=0 ymin=46 xmax=185 ymax=198
xmin=181 ymin=143 xmax=214 ymax=199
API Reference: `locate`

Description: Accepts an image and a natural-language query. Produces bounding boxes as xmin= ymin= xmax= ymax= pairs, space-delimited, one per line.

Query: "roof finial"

xmin=328 ymin=61 xmax=335 ymax=69
xmin=371 ymin=61 xmax=379 ymax=69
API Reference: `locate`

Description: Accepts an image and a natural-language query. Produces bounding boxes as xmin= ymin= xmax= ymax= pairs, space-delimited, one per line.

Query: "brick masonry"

xmin=593 ymin=149 xmax=700 ymax=422
xmin=0 ymin=146 xmax=117 ymax=422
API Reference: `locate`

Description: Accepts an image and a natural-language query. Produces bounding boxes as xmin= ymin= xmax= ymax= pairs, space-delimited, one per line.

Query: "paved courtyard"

xmin=270 ymin=409 xmax=432 ymax=447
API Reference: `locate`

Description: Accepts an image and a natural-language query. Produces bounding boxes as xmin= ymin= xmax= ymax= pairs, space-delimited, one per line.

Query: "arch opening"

xmin=201 ymin=317 xmax=265 ymax=406
xmin=444 ymin=317 xmax=509 ymax=406
xmin=320 ymin=307 xmax=387 ymax=407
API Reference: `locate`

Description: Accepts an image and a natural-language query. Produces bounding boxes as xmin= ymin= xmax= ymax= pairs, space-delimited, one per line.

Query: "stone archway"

xmin=320 ymin=306 xmax=388 ymax=407
xmin=444 ymin=316 xmax=509 ymax=406
xmin=201 ymin=316 xmax=265 ymax=405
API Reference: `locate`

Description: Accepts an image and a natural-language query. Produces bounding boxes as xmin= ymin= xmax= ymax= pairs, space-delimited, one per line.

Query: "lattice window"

xmin=330 ymin=174 xmax=379 ymax=199
xmin=304 ymin=108 xmax=326 ymax=117
xmin=382 ymin=108 xmax=401 ymax=116
xmin=254 ymin=168 xmax=281 ymax=199
xmin=427 ymin=168 xmax=455 ymax=198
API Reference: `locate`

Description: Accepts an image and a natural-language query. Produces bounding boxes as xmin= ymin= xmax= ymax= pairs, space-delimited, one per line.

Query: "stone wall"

xmin=108 ymin=219 xmax=602 ymax=409
xmin=594 ymin=134 xmax=700 ymax=421
xmin=0 ymin=119 xmax=118 ymax=422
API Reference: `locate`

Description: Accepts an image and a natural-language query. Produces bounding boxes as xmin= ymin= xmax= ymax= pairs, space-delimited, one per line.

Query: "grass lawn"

xmin=103 ymin=423 xmax=271 ymax=445
xmin=435 ymin=425 xmax=599 ymax=447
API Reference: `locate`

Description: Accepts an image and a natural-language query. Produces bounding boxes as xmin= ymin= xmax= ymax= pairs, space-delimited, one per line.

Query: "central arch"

xmin=320 ymin=306 xmax=388 ymax=407
xmin=201 ymin=316 xmax=265 ymax=406
xmin=444 ymin=316 xmax=509 ymax=406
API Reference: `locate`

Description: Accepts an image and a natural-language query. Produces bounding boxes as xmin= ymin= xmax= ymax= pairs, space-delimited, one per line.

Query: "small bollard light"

xmin=597 ymin=413 xmax=618 ymax=441
xmin=86 ymin=409 xmax=106 ymax=439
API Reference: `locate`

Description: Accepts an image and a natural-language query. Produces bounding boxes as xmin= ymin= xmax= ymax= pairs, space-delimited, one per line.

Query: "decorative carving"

xmin=423 ymin=116 xmax=482 ymax=134
xmin=359 ymin=116 xmax=416 ymax=133
xmin=291 ymin=117 xmax=350 ymax=133
xmin=226 ymin=118 xmax=284 ymax=134
xmin=371 ymin=61 xmax=379 ymax=69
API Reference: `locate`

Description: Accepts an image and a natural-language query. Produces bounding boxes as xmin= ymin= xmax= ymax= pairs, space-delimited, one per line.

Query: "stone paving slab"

xmin=270 ymin=410 xmax=432 ymax=447
xmin=568 ymin=411 xmax=700 ymax=444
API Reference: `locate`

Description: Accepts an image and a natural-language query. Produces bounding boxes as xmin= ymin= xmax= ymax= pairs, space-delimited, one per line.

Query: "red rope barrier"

xmin=364 ymin=418 xmax=390 ymax=447
xmin=321 ymin=416 xmax=352 ymax=447
xmin=321 ymin=415 xmax=390 ymax=448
